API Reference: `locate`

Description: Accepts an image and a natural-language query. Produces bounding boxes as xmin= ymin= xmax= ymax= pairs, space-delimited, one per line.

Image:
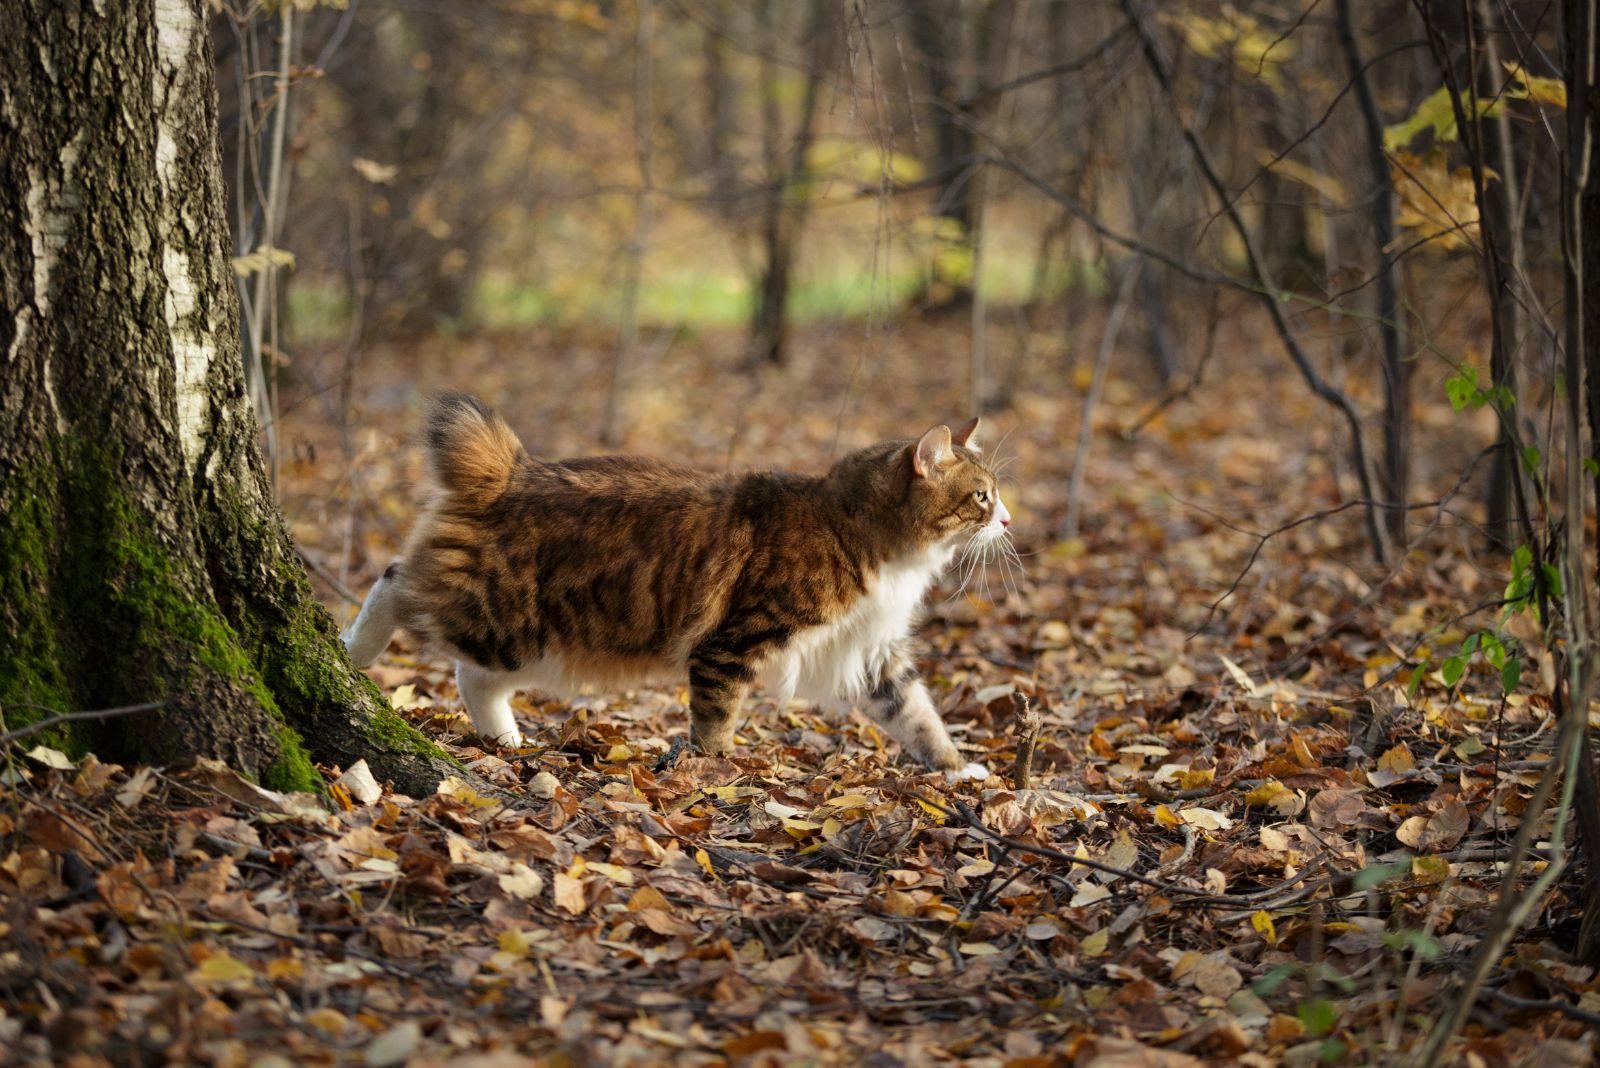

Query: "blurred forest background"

xmin=12 ymin=3 xmax=1600 ymax=1062
xmin=214 ymin=0 xmax=1572 ymax=577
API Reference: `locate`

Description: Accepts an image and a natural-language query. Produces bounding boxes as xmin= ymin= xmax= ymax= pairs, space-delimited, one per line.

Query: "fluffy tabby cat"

xmin=343 ymin=393 xmax=1012 ymax=779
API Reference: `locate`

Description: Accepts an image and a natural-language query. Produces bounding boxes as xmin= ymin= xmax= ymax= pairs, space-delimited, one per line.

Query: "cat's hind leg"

xmin=863 ymin=648 xmax=988 ymax=782
xmin=457 ymin=659 xmax=523 ymax=747
xmin=343 ymin=563 xmax=401 ymax=668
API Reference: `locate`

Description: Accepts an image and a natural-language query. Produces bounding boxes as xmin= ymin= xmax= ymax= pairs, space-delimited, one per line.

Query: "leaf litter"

xmin=4 ymin=316 xmax=1596 ymax=1065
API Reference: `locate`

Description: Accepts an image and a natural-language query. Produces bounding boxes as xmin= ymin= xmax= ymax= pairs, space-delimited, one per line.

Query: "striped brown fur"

xmin=343 ymin=393 xmax=1012 ymax=776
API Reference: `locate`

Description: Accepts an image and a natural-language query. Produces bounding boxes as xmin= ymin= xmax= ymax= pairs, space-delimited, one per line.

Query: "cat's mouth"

xmin=978 ymin=493 xmax=1013 ymax=543
xmin=945 ymin=494 xmax=1022 ymax=602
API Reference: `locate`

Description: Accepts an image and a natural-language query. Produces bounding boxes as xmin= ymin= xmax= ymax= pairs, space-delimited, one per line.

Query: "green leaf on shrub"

xmin=1502 ymin=657 xmax=1522 ymax=692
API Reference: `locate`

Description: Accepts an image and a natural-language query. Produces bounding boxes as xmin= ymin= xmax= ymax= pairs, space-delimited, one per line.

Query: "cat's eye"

xmin=974 ymin=489 xmax=990 ymax=505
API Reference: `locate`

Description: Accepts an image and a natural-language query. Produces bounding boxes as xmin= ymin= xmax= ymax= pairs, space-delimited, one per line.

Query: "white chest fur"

xmin=763 ymin=543 xmax=956 ymax=706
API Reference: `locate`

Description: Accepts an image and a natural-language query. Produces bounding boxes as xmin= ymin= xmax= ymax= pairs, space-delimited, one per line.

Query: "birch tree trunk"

xmin=0 ymin=0 xmax=451 ymax=795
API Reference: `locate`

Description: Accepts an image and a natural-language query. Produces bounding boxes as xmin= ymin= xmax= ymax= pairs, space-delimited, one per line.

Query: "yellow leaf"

xmin=694 ymin=848 xmax=715 ymax=877
xmin=880 ymin=889 xmax=918 ymax=918
xmin=1251 ymin=909 xmax=1277 ymax=945
xmin=191 ymin=952 xmax=256 ymax=987
xmin=306 ymin=1007 xmax=348 ymax=1035
xmin=1255 ymin=150 xmax=1348 ymax=206
xmin=230 ymin=245 xmax=296 ymax=278
xmin=1391 ymin=149 xmax=1488 ymax=251
xmin=437 ymin=775 xmax=499 ymax=809
xmin=554 ymin=873 xmax=588 ymax=915
xmin=628 ymin=885 xmax=670 ymax=911
xmin=1244 ymin=780 xmax=1289 ymax=806
xmin=390 ymin=683 xmax=430 ymax=711
xmin=1412 ymin=855 xmax=1452 ymax=884
xmin=586 ymin=861 xmax=635 ymax=885
xmin=266 ymin=957 xmax=303 ymax=979
xmin=1178 ymin=806 xmax=1234 ymax=831
xmin=1070 ymin=883 xmax=1112 ymax=908
xmin=958 ymin=941 xmax=1002 ymax=956
xmin=1161 ymin=6 xmax=1296 ymax=89
xmin=499 ymin=929 xmax=536 ymax=958
xmin=1036 ymin=620 xmax=1073 ymax=647
xmin=1081 ymin=929 xmax=1110 ymax=957
xmin=1377 ymin=742 xmax=1416 ymax=773
xmin=913 ymin=798 xmax=947 ymax=823
xmin=1503 ymin=61 xmax=1567 ymax=108
xmin=25 ymin=746 xmax=74 ymax=769
xmin=497 ymin=863 xmax=545 ymax=900
xmin=1218 ymin=654 xmax=1261 ymax=696
xmin=351 ymin=157 xmax=398 ymax=184
xmin=1154 ymin=804 xmax=1182 ymax=828
xmin=1170 ymin=949 xmax=1204 ymax=980
xmin=1384 ymin=84 xmax=1504 ymax=149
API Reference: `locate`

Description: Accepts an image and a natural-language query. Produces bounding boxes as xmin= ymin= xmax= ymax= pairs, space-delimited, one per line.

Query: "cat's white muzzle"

xmin=980 ymin=493 xmax=1012 ymax=542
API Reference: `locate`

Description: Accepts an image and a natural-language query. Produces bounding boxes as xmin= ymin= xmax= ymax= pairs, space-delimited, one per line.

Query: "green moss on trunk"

xmin=203 ymin=473 xmax=456 ymax=786
xmin=2 ymin=436 xmax=452 ymax=795
xmin=0 ymin=471 xmax=75 ymax=747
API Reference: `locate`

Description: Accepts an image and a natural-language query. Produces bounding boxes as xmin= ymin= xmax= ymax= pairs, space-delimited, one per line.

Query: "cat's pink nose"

xmin=1001 ymin=516 xmax=1010 ymax=528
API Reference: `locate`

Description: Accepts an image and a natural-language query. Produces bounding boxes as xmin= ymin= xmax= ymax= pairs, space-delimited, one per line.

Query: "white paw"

xmin=945 ymin=761 xmax=990 ymax=784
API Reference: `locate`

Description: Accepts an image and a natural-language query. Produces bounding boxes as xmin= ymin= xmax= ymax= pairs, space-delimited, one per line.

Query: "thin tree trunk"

xmin=1064 ymin=255 xmax=1144 ymax=541
xmin=701 ymin=0 xmax=738 ymax=217
xmin=1419 ymin=1 xmax=1529 ymax=548
xmin=969 ymin=0 xmax=1024 ymax=414
xmin=1337 ymin=0 xmax=1409 ymax=547
xmin=603 ymin=0 xmax=655 ymax=445
xmin=747 ymin=0 xmax=833 ymax=368
xmin=1124 ymin=0 xmax=1390 ymax=563
xmin=1475 ymin=2 xmax=1529 ymax=550
xmin=1563 ymin=0 xmax=1600 ymax=965
xmin=0 ymin=0 xmax=450 ymax=795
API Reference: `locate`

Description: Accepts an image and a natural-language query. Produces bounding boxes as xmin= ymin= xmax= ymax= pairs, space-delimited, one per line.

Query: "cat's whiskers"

xmin=947 ymin=529 xmax=986 ymax=602
xmin=996 ymin=537 xmax=1023 ymax=598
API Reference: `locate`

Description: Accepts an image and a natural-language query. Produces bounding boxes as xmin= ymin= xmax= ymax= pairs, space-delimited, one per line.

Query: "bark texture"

xmin=0 ymin=0 xmax=450 ymax=794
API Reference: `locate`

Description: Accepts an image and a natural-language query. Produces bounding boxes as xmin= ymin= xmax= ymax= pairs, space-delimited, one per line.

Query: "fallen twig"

xmin=1484 ymin=987 xmax=1600 ymax=1028
xmin=1010 ymin=692 xmax=1041 ymax=790
xmin=0 ymin=701 xmax=165 ymax=747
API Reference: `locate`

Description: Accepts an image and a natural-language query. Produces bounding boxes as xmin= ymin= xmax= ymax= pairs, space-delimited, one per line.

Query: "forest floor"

xmin=5 ymin=306 xmax=1597 ymax=1066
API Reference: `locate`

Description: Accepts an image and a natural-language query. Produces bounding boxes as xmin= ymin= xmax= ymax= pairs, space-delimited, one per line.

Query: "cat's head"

xmin=902 ymin=417 xmax=1012 ymax=548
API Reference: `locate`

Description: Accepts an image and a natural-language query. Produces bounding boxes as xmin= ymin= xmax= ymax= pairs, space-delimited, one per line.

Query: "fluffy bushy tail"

xmin=424 ymin=393 xmax=525 ymax=508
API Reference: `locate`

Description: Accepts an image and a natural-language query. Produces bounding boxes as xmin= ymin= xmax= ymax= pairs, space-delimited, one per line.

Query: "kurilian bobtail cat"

xmin=343 ymin=394 xmax=1012 ymax=780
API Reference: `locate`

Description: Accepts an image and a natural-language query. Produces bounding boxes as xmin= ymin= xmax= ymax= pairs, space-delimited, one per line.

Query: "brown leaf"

xmin=554 ymin=872 xmax=588 ymax=914
xmin=1308 ymin=786 xmax=1367 ymax=829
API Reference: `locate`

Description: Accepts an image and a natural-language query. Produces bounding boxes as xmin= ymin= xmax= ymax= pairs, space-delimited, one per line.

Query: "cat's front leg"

xmin=688 ymin=619 xmax=793 ymax=754
xmin=865 ymin=648 xmax=988 ymax=781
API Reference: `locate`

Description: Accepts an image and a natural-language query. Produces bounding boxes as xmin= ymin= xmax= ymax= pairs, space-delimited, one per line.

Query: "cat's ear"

xmin=913 ymin=425 xmax=953 ymax=477
xmin=951 ymin=417 xmax=981 ymax=452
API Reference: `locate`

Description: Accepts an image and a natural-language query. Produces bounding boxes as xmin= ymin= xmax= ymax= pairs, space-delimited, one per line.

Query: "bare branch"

xmin=0 ymin=702 xmax=166 ymax=747
xmin=1122 ymin=0 xmax=1390 ymax=564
